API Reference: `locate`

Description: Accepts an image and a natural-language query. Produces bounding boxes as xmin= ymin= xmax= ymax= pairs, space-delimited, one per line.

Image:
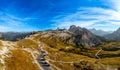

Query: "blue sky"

xmin=0 ymin=0 xmax=120 ymax=31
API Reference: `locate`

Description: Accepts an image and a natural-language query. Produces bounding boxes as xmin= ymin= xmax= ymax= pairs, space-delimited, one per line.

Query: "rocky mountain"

xmin=34 ymin=25 xmax=101 ymax=48
xmin=68 ymin=25 xmax=101 ymax=47
xmin=89 ymin=28 xmax=112 ymax=36
xmin=104 ymin=27 xmax=120 ymax=41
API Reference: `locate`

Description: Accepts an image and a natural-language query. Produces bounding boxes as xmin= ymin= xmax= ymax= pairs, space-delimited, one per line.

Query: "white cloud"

xmin=53 ymin=20 xmax=98 ymax=28
xmin=106 ymin=0 xmax=120 ymax=11
xmin=52 ymin=7 xmax=120 ymax=30
xmin=0 ymin=11 xmax=41 ymax=27
xmin=0 ymin=12 xmax=25 ymax=27
xmin=0 ymin=11 xmax=41 ymax=31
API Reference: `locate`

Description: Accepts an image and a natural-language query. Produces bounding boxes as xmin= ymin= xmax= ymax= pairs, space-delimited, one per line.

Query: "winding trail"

xmin=36 ymin=46 xmax=53 ymax=70
xmin=95 ymin=48 xmax=102 ymax=59
xmin=37 ymin=44 xmax=105 ymax=70
xmin=47 ymin=58 xmax=83 ymax=64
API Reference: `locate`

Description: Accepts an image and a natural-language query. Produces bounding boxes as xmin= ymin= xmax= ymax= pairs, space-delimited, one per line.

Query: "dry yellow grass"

xmin=0 ymin=41 xmax=3 ymax=50
xmin=17 ymin=39 xmax=38 ymax=50
xmin=0 ymin=41 xmax=4 ymax=70
xmin=40 ymin=43 xmax=104 ymax=70
xmin=5 ymin=49 xmax=40 ymax=70
xmin=99 ymin=57 xmax=120 ymax=68
xmin=0 ymin=63 xmax=4 ymax=70
xmin=1 ymin=32 xmax=120 ymax=70
xmin=0 ymin=41 xmax=2 ymax=46
xmin=39 ymin=41 xmax=120 ymax=69
xmin=101 ymin=42 xmax=120 ymax=49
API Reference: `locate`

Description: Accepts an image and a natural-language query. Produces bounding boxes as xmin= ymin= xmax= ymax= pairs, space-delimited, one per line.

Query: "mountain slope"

xmin=68 ymin=25 xmax=101 ymax=47
xmin=89 ymin=28 xmax=111 ymax=36
xmin=0 ymin=40 xmax=40 ymax=70
xmin=29 ymin=29 xmax=120 ymax=70
xmin=32 ymin=25 xmax=101 ymax=48
xmin=104 ymin=27 xmax=120 ymax=41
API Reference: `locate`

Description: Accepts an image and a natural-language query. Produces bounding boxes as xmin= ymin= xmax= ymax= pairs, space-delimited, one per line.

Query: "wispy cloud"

xmin=0 ymin=11 xmax=25 ymax=26
xmin=105 ymin=0 xmax=120 ymax=11
xmin=0 ymin=11 xmax=41 ymax=31
xmin=52 ymin=5 xmax=120 ymax=31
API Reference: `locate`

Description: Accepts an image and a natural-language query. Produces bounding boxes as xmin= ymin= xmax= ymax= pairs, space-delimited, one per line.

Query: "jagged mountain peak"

xmin=69 ymin=25 xmax=91 ymax=35
xmin=68 ymin=25 xmax=101 ymax=47
xmin=69 ymin=25 xmax=82 ymax=33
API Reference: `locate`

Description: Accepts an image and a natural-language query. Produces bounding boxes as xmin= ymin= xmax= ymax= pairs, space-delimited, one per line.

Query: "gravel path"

xmin=36 ymin=46 xmax=53 ymax=70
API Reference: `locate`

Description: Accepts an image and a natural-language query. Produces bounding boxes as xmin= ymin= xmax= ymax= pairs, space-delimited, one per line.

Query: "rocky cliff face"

xmin=68 ymin=25 xmax=101 ymax=47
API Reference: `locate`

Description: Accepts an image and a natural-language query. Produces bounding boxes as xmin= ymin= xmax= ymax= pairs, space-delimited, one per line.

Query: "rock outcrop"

xmin=68 ymin=25 xmax=101 ymax=47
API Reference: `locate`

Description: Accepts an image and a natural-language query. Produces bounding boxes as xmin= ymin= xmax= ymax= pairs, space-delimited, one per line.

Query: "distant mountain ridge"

xmin=89 ymin=28 xmax=112 ymax=36
xmin=104 ymin=27 xmax=120 ymax=41
xmin=0 ymin=32 xmax=36 ymax=41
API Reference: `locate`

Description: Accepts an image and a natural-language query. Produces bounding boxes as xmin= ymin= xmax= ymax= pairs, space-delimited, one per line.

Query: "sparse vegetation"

xmin=40 ymin=44 xmax=104 ymax=70
xmin=99 ymin=57 xmax=120 ymax=68
xmin=5 ymin=49 xmax=40 ymax=70
xmin=102 ymin=42 xmax=120 ymax=51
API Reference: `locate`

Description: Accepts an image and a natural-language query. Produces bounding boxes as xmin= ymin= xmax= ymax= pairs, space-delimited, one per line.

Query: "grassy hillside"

xmin=0 ymin=40 xmax=40 ymax=70
xmin=40 ymin=44 xmax=103 ymax=70
xmin=17 ymin=39 xmax=38 ymax=49
xmin=5 ymin=49 xmax=40 ymax=70
xmin=0 ymin=32 xmax=120 ymax=70
xmin=32 ymin=32 xmax=120 ymax=69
